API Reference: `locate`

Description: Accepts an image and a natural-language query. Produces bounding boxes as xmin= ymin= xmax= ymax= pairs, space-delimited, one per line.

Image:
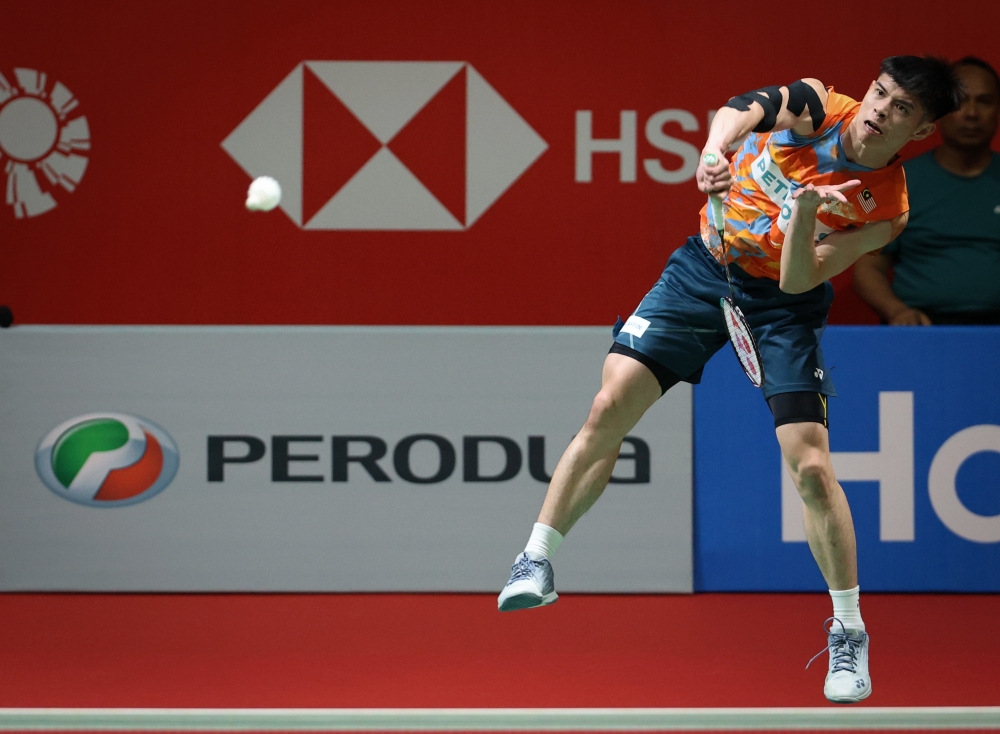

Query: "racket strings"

xmin=708 ymin=198 xmax=764 ymax=388
xmin=722 ymin=301 xmax=763 ymax=384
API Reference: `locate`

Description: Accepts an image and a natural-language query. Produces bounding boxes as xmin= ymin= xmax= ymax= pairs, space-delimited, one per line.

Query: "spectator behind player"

xmin=854 ymin=57 xmax=1000 ymax=324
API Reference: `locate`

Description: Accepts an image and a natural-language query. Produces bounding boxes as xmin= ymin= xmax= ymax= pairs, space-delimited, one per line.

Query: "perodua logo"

xmin=0 ymin=68 xmax=90 ymax=218
xmin=35 ymin=413 xmax=179 ymax=507
xmin=222 ymin=62 xmax=547 ymax=230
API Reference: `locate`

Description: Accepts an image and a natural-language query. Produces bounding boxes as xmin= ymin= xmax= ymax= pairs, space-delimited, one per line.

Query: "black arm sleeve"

xmin=724 ymin=85 xmax=783 ymax=132
xmin=785 ymin=79 xmax=826 ymax=132
xmin=723 ymin=80 xmax=826 ymax=133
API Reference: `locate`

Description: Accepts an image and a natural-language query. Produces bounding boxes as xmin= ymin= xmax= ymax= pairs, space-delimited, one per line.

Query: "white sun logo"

xmin=0 ymin=68 xmax=90 ymax=218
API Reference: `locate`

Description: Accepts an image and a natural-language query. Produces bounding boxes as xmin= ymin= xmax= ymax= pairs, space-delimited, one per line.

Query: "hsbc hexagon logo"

xmin=222 ymin=62 xmax=547 ymax=230
xmin=35 ymin=413 xmax=180 ymax=508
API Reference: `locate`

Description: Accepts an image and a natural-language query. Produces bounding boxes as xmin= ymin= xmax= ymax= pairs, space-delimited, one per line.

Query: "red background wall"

xmin=4 ymin=0 xmax=1000 ymax=326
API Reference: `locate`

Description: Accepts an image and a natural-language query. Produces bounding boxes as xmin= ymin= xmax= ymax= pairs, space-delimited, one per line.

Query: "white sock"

xmin=524 ymin=523 xmax=564 ymax=561
xmin=829 ymin=586 xmax=865 ymax=632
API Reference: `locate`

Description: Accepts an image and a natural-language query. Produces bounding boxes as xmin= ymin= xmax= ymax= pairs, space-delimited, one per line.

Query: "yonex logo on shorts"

xmin=223 ymin=62 xmax=547 ymax=231
xmin=35 ymin=413 xmax=179 ymax=507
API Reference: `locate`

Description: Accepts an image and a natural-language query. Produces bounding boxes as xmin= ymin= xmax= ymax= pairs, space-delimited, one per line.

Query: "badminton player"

xmin=497 ymin=56 xmax=962 ymax=703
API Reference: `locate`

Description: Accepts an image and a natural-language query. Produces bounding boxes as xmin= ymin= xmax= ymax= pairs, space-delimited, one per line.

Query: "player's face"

xmin=938 ymin=64 xmax=1000 ymax=152
xmin=855 ymin=74 xmax=935 ymax=152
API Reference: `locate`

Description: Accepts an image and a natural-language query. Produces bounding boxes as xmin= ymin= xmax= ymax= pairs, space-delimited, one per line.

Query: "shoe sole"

xmin=498 ymin=591 xmax=558 ymax=612
xmin=826 ymin=684 xmax=872 ymax=704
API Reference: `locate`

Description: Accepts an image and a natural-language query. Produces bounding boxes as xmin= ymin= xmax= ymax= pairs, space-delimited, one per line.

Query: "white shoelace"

xmin=509 ymin=554 xmax=537 ymax=582
xmin=805 ymin=617 xmax=864 ymax=672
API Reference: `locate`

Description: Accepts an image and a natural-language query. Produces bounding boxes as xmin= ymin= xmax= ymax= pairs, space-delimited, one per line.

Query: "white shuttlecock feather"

xmin=246 ymin=176 xmax=282 ymax=212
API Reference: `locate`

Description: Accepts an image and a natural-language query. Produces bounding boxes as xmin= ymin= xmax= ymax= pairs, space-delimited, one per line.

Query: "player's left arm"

xmin=779 ymin=182 xmax=908 ymax=294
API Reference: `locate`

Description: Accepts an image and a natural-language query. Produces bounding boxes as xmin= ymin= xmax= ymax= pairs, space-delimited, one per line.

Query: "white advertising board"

xmin=0 ymin=327 xmax=691 ymax=591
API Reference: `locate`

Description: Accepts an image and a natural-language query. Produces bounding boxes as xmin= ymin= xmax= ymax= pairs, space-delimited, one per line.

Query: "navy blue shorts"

xmin=612 ymin=236 xmax=836 ymax=400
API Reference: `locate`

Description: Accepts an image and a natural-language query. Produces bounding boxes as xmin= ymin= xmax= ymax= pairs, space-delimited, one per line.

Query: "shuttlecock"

xmin=246 ymin=176 xmax=282 ymax=212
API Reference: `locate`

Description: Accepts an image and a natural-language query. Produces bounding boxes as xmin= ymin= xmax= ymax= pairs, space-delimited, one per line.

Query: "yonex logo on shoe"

xmin=222 ymin=62 xmax=548 ymax=231
xmin=0 ymin=67 xmax=90 ymax=218
xmin=35 ymin=413 xmax=179 ymax=507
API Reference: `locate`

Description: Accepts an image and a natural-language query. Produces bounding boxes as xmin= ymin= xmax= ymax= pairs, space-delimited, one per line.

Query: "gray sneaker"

xmin=497 ymin=552 xmax=558 ymax=611
xmin=807 ymin=617 xmax=872 ymax=704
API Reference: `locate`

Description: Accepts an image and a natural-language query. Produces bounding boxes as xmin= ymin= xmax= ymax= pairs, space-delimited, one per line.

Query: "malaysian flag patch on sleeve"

xmin=858 ymin=188 xmax=877 ymax=213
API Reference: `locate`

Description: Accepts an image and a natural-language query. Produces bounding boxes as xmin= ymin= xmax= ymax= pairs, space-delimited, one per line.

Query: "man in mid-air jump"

xmin=497 ymin=56 xmax=962 ymax=703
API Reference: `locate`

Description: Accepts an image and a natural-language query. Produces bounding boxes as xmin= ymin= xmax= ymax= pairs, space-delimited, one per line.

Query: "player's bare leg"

xmin=776 ymin=421 xmax=857 ymax=589
xmin=538 ymin=353 xmax=662 ymax=534
xmin=777 ymin=421 xmax=871 ymax=703
xmin=497 ymin=353 xmax=661 ymax=611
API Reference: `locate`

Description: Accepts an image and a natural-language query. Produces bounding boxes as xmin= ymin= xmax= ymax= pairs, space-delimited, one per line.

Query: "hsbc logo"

xmin=222 ymin=62 xmax=547 ymax=230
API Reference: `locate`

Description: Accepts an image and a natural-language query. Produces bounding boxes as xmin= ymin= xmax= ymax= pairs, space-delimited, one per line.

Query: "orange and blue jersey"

xmin=699 ymin=89 xmax=909 ymax=281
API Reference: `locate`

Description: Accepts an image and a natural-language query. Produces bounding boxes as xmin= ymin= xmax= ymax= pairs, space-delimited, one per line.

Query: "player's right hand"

xmin=698 ymin=149 xmax=731 ymax=195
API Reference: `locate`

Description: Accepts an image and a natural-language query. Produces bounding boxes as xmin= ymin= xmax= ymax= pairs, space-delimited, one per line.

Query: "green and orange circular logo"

xmin=35 ymin=413 xmax=179 ymax=507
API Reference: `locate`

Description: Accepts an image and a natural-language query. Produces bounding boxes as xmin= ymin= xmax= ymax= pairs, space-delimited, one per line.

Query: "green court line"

xmin=1 ymin=707 xmax=998 ymax=731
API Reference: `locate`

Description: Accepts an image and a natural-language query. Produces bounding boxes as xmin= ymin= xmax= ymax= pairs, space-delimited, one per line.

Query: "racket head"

xmin=720 ymin=297 xmax=764 ymax=388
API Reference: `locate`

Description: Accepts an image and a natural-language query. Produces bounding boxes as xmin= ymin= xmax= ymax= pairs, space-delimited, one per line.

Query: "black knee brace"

xmin=768 ymin=391 xmax=828 ymax=429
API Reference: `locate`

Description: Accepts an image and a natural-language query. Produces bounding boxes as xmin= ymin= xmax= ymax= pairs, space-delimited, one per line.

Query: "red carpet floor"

xmin=1 ymin=593 xmax=998 ymax=708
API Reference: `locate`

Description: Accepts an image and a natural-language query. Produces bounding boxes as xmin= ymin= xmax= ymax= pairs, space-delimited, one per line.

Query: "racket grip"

xmin=702 ymin=153 xmax=725 ymax=232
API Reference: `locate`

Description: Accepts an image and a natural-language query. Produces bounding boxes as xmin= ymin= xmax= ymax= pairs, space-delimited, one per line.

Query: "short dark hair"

xmin=880 ymin=55 xmax=963 ymax=121
xmin=954 ymin=56 xmax=1000 ymax=96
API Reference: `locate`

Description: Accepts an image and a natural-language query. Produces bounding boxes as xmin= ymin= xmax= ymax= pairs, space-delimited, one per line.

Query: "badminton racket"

xmin=703 ymin=152 xmax=765 ymax=388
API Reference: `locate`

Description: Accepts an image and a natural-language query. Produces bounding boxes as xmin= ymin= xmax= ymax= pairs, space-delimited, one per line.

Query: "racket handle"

xmin=702 ymin=153 xmax=725 ymax=232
